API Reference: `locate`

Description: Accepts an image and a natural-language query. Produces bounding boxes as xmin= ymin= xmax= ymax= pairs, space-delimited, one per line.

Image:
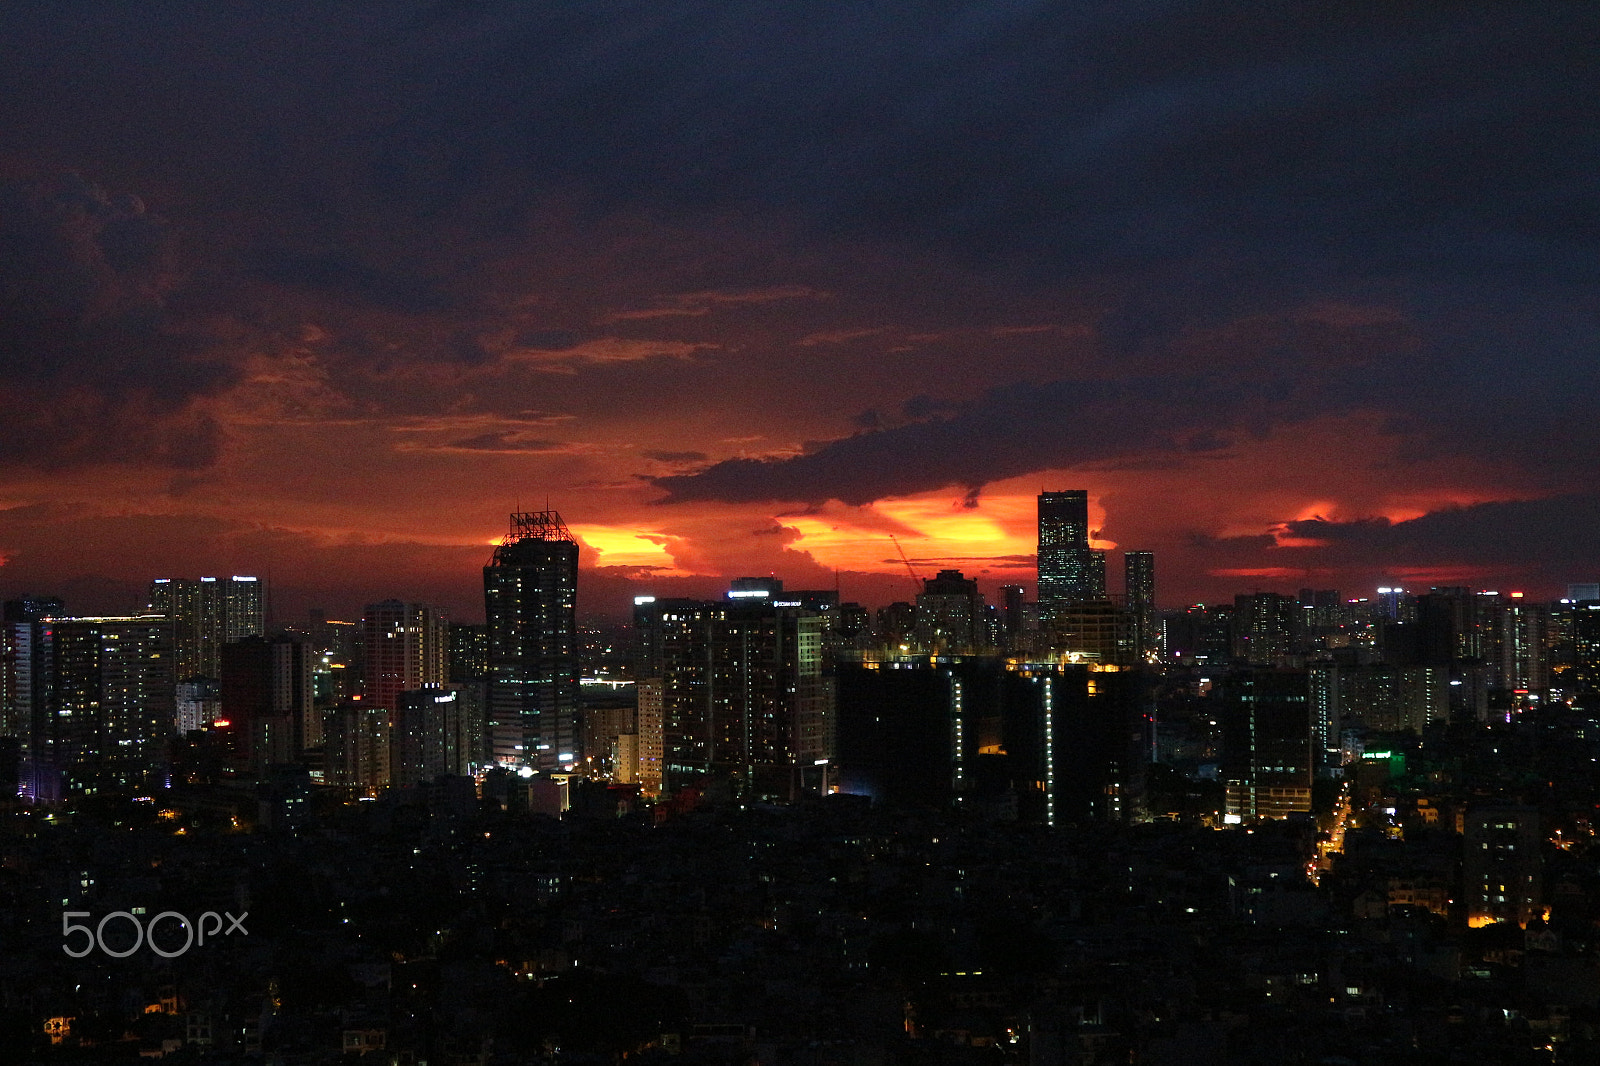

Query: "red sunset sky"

xmin=1 ymin=3 xmax=1596 ymax=622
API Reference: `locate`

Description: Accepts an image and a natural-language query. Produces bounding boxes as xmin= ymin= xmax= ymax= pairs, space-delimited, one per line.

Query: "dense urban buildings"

xmin=4 ymin=508 xmax=1600 ymax=1063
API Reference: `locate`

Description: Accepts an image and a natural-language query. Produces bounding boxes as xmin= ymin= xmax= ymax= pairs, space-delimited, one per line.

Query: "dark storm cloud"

xmin=0 ymin=1 xmax=1595 ymax=489
xmin=1202 ymin=494 xmax=1600 ymax=578
xmin=653 ymin=372 xmax=1303 ymax=506
xmin=1296 ymin=496 xmax=1600 ymax=568
xmin=5 ymin=1 xmax=1589 ymax=289
xmin=0 ymin=174 xmax=234 ymax=467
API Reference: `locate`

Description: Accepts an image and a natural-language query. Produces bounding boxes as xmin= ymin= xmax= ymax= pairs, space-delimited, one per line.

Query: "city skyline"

xmin=1 ymin=4 xmax=1598 ymax=622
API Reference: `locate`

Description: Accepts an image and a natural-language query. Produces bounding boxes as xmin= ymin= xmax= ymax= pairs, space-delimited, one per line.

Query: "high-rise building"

xmin=448 ymin=623 xmax=489 ymax=682
xmin=148 ymin=576 xmax=264 ymax=680
xmin=484 ymin=511 xmax=580 ymax=772
xmin=324 ymin=701 xmax=390 ymax=791
xmin=835 ymin=658 xmax=1144 ymax=824
xmin=1463 ymin=806 xmax=1542 ymax=928
xmin=46 ymin=615 xmax=175 ymax=797
xmin=219 ymin=634 xmax=317 ymax=774
xmin=360 ymin=601 xmax=448 ymax=718
xmin=1221 ymin=669 xmax=1313 ymax=822
xmin=1232 ymin=592 xmax=1296 ymax=665
xmin=2 ymin=596 xmax=61 ymax=801
xmin=915 ymin=569 xmax=986 ymax=654
xmin=1037 ymin=491 xmax=1100 ymax=607
xmin=1124 ymin=551 xmax=1155 ymax=658
xmin=392 ymin=684 xmax=485 ymax=786
xmin=633 ymin=591 xmax=833 ymax=796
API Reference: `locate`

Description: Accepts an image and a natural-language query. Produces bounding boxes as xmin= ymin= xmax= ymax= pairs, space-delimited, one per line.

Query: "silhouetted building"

xmin=1232 ymin=593 xmax=1295 ymax=665
xmin=448 ymin=622 xmax=489 ymax=682
xmin=219 ymin=634 xmax=317 ymax=774
xmin=485 ymin=511 xmax=580 ymax=772
xmin=1220 ymin=669 xmax=1312 ymax=822
xmin=1124 ymin=551 xmax=1155 ymax=658
xmin=836 ymin=658 xmax=1144 ymax=825
xmin=1462 ymin=806 xmax=1542 ymax=928
xmin=1163 ymin=604 xmax=1234 ymax=665
xmin=915 ymin=569 xmax=986 ymax=653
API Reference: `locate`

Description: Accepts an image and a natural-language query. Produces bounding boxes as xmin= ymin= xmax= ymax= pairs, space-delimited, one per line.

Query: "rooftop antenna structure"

xmin=488 ymin=509 xmax=575 ymax=564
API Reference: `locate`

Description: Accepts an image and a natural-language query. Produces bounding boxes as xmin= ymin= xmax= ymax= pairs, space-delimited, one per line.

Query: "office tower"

xmin=1123 ymin=551 xmax=1155 ymax=658
xmin=148 ymin=576 xmax=264 ymax=680
xmin=219 ymin=634 xmax=317 ymax=774
xmin=47 ymin=615 xmax=175 ymax=797
xmin=915 ymin=569 xmax=986 ymax=654
xmin=1220 ymin=669 xmax=1313 ymax=822
xmin=484 ymin=510 xmax=580 ymax=772
xmin=2 ymin=596 xmax=61 ymax=801
xmin=1462 ymin=806 xmax=1542 ymax=929
xmin=360 ymin=601 xmax=448 ymax=718
xmin=633 ymin=590 xmax=832 ymax=796
xmin=1036 ymin=491 xmax=1100 ymax=607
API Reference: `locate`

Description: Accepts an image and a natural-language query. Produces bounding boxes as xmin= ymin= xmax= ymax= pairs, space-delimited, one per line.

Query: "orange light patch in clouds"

xmin=777 ymin=490 xmax=1041 ymax=576
xmin=570 ymin=524 xmax=690 ymax=574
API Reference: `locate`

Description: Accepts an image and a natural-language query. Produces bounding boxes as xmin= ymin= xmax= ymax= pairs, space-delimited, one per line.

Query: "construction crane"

xmin=889 ymin=534 xmax=924 ymax=597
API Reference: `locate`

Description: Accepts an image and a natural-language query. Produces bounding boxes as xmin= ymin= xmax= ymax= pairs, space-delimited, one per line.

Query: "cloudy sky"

xmin=1 ymin=0 xmax=1596 ymax=621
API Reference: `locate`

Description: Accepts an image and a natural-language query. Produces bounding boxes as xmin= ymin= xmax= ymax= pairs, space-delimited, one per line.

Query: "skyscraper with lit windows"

xmin=1037 ymin=491 xmax=1101 ymax=607
xmin=484 ymin=511 xmax=580 ymax=772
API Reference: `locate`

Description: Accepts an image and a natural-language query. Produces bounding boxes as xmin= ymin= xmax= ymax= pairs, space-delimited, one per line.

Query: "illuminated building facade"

xmin=2 ymin=596 xmax=61 ymax=800
xmin=484 ymin=511 xmax=580 ymax=772
xmin=46 ymin=615 xmax=175 ymax=797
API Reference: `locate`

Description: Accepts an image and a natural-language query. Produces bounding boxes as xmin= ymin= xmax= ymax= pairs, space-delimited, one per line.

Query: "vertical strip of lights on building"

xmin=1043 ymin=675 xmax=1055 ymax=827
xmin=950 ymin=674 xmax=964 ymax=803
